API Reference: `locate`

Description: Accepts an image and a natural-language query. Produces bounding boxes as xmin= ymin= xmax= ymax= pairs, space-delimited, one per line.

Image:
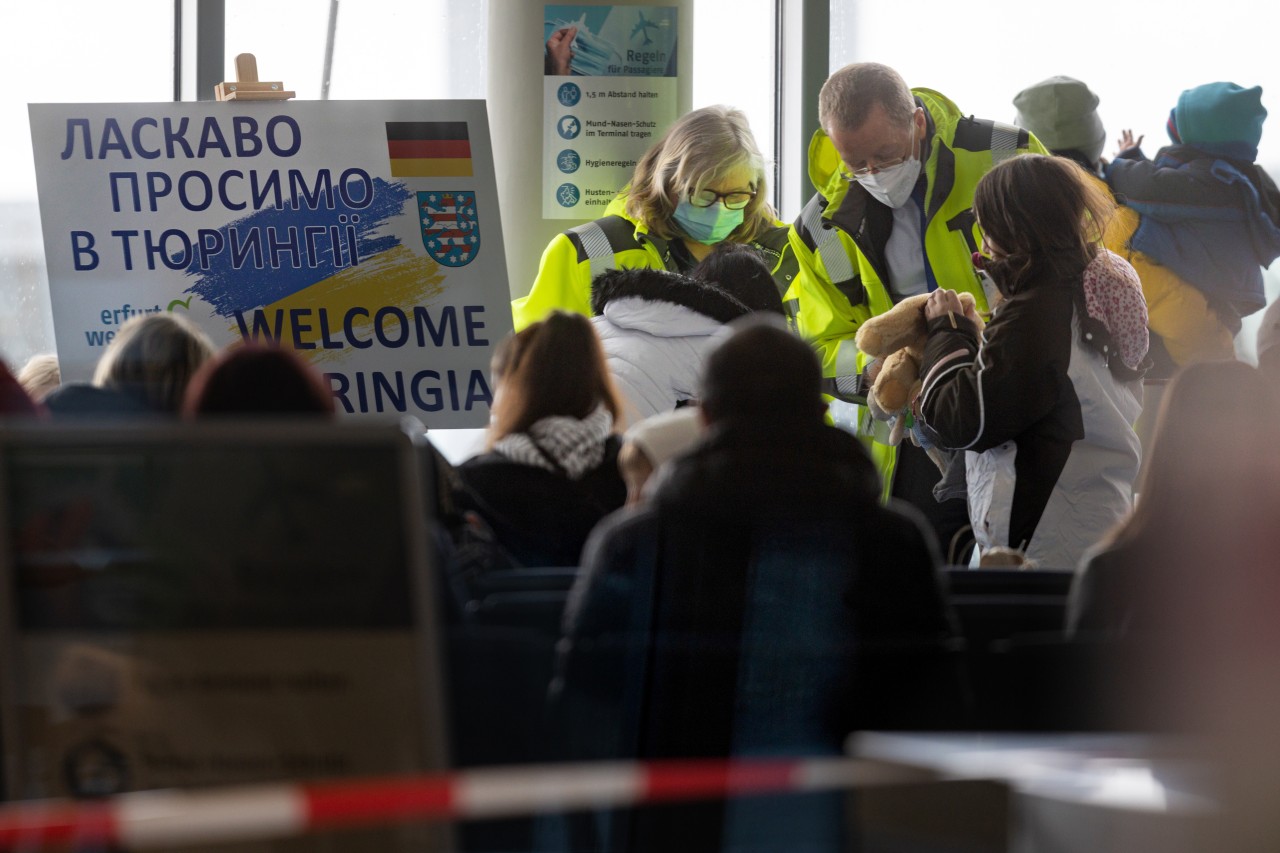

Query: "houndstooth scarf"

xmin=492 ymin=406 xmax=614 ymax=480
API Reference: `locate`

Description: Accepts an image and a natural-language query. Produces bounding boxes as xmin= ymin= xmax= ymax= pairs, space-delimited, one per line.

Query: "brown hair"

xmin=487 ymin=311 xmax=621 ymax=445
xmin=700 ymin=315 xmax=826 ymax=426
xmin=625 ymin=105 xmax=776 ymax=243
xmin=974 ymin=154 xmax=1115 ymax=296
xmin=819 ymin=62 xmax=916 ymax=134
xmin=182 ymin=344 xmax=335 ymax=418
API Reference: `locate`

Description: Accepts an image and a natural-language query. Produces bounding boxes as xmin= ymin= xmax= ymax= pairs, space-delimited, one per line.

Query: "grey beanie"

xmin=1013 ymin=76 xmax=1106 ymax=165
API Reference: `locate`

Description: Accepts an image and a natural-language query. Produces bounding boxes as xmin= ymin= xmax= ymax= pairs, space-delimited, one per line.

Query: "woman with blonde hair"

xmin=93 ymin=313 xmax=216 ymax=413
xmin=17 ymin=353 xmax=60 ymax=402
xmin=455 ymin=311 xmax=627 ymax=565
xmin=513 ymin=105 xmax=796 ymax=329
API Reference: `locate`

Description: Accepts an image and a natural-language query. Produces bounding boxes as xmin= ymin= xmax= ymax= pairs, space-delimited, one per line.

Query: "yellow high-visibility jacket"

xmin=1103 ymin=205 xmax=1236 ymax=367
xmin=513 ymin=195 xmax=798 ymax=331
xmin=788 ymin=88 xmax=1048 ymax=497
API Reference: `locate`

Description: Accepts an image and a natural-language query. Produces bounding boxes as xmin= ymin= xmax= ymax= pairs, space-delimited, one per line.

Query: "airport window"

xmin=224 ymin=0 xmax=489 ymax=101
xmin=693 ymin=0 xmax=776 ymax=209
xmin=0 ymin=1 xmax=173 ymax=370
xmin=830 ymin=0 xmax=1280 ymax=357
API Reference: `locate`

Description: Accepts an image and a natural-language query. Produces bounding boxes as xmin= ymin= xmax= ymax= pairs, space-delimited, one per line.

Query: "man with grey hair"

xmin=788 ymin=62 xmax=1047 ymax=557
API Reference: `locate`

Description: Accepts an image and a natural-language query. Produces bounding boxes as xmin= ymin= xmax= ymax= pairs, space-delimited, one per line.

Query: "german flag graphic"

xmin=386 ymin=122 xmax=473 ymax=177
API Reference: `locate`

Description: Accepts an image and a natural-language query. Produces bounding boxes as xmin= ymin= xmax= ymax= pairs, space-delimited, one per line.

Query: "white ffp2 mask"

xmin=857 ymin=157 xmax=922 ymax=208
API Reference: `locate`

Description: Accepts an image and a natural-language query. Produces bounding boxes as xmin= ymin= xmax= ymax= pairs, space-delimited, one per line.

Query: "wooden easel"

xmin=214 ymin=53 xmax=295 ymax=101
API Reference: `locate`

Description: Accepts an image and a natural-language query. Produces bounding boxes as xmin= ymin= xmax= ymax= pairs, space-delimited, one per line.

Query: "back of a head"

xmin=93 ymin=313 xmax=215 ymax=413
xmin=1172 ymin=81 xmax=1266 ymax=158
xmin=183 ymin=345 xmax=335 ymax=418
xmin=1114 ymin=361 xmax=1280 ymax=731
xmin=1129 ymin=361 xmax=1280 ymax=550
xmin=819 ymin=62 xmax=915 ymax=133
xmin=700 ymin=316 xmax=824 ymax=427
xmin=1012 ymin=75 xmax=1106 ymax=168
xmin=974 ymin=154 xmax=1114 ymax=294
xmin=690 ymin=243 xmax=784 ymax=315
xmin=17 ymin=354 xmax=60 ymax=403
xmin=489 ymin=310 xmax=621 ymax=441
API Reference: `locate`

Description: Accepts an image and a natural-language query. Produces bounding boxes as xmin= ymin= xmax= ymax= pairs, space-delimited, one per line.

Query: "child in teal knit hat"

xmin=1105 ymin=81 xmax=1280 ymax=367
xmin=1167 ymin=82 xmax=1266 ymax=162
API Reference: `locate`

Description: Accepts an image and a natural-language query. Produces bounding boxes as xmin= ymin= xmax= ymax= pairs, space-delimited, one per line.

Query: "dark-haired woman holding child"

xmin=916 ymin=154 xmax=1149 ymax=569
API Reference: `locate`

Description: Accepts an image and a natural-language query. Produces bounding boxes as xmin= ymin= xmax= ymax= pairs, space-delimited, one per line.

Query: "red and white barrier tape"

xmin=0 ymin=757 xmax=917 ymax=849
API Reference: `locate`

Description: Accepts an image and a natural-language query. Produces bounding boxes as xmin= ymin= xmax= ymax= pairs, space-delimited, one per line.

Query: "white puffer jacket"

xmin=589 ymin=268 xmax=750 ymax=427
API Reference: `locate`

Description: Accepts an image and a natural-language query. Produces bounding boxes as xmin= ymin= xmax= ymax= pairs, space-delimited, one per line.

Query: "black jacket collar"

xmin=590 ymin=268 xmax=750 ymax=322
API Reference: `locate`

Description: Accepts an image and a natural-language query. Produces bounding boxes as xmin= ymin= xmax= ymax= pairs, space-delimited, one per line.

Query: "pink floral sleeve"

xmin=1082 ymin=250 xmax=1149 ymax=369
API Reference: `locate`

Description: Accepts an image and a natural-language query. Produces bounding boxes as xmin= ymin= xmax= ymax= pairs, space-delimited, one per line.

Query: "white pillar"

xmin=487 ymin=0 xmax=694 ymax=300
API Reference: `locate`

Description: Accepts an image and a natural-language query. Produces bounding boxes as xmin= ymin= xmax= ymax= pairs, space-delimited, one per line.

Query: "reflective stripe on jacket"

xmin=788 ymin=88 xmax=1047 ymax=497
xmin=513 ymin=195 xmax=798 ymax=331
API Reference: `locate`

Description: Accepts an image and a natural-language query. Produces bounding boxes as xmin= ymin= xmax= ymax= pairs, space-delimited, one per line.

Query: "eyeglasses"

xmin=840 ymin=125 xmax=919 ymax=180
xmin=842 ymin=153 xmax=912 ymax=180
xmin=688 ymin=187 xmax=757 ymax=210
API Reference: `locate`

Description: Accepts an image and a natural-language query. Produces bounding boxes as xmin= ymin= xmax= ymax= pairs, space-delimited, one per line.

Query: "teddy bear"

xmin=853 ymin=290 xmax=982 ymax=430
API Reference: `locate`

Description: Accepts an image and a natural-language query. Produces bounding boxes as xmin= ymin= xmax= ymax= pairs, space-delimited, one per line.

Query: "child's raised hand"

xmin=1116 ymin=129 xmax=1144 ymax=157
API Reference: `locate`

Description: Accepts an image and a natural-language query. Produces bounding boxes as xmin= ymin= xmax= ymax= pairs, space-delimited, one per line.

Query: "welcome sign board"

xmin=28 ymin=101 xmax=511 ymax=427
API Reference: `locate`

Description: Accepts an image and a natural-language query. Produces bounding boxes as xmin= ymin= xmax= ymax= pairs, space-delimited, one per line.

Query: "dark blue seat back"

xmin=602 ymin=518 xmax=963 ymax=853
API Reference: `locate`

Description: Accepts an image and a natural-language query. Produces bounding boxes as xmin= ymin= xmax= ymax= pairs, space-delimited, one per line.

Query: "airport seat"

xmin=995 ymin=631 xmax=1168 ymax=732
xmin=445 ymin=568 xmax=578 ymax=852
xmin=944 ymin=567 xmax=1074 ymax=649
xmin=458 ymin=566 xmax=579 ymax=634
xmin=942 ymin=568 xmax=1075 ymax=730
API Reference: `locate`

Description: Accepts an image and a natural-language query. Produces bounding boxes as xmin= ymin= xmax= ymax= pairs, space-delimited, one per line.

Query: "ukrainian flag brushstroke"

xmin=183 ymin=178 xmax=415 ymax=317
xmin=247 ymin=244 xmax=447 ymax=365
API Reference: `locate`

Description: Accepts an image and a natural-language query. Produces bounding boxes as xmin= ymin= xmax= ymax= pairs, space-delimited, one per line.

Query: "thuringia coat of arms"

xmin=418 ymin=191 xmax=480 ymax=267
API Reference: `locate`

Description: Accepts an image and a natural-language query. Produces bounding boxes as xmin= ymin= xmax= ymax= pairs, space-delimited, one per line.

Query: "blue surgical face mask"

xmin=673 ymin=199 xmax=744 ymax=244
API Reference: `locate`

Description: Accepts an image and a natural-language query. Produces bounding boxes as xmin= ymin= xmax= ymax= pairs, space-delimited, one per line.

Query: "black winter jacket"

xmin=455 ymin=436 xmax=626 ymax=567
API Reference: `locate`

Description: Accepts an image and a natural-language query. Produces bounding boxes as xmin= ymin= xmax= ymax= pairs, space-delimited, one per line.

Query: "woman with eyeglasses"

xmin=512 ymin=105 xmax=798 ymax=330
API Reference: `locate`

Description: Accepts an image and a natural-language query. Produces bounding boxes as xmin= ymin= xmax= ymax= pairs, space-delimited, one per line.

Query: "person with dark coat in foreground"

xmin=0 ymin=361 xmax=43 ymax=417
xmin=553 ymin=317 xmax=960 ymax=851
